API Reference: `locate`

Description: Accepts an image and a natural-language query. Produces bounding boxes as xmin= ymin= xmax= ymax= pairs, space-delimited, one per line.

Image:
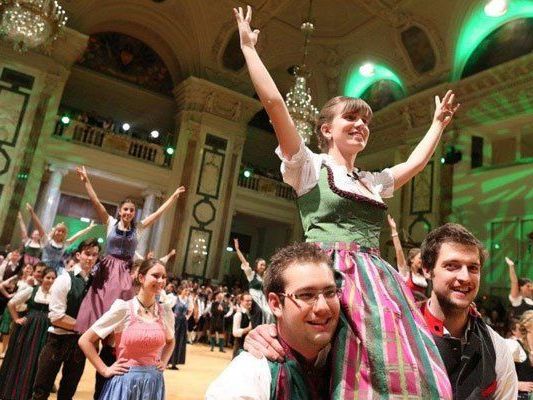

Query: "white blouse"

xmin=10 ymin=285 xmax=51 ymax=307
xmin=275 ymin=140 xmax=394 ymax=201
xmin=91 ymin=298 xmax=174 ymax=341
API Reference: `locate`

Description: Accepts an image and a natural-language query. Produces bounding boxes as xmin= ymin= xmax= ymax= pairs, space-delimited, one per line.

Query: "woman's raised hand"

xmin=386 ymin=214 xmax=397 ymax=230
xmin=76 ymin=166 xmax=89 ymax=183
xmin=433 ymin=90 xmax=460 ymax=127
xmin=172 ymin=186 xmax=186 ymax=199
xmin=233 ymin=5 xmax=260 ymax=49
xmin=233 ymin=238 xmax=240 ymax=251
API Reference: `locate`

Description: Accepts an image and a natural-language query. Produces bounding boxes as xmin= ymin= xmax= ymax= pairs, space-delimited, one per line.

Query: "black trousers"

xmin=32 ymin=333 xmax=86 ymax=400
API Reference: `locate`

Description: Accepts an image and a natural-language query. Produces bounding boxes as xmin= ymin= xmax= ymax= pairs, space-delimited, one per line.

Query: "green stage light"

xmin=243 ymin=168 xmax=253 ymax=178
xmin=166 ymin=147 xmax=175 ymax=156
xmin=60 ymin=115 xmax=70 ymax=125
xmin=344 ymin=62 xmax=405 ymax=98
xmin=452 ymin=0 xmax=533 ymax=80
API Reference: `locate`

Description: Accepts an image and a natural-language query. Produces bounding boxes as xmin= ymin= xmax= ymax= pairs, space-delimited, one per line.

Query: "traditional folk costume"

xmin=169 ymin=295 xmax=189 ymax=367
xmin=91 ymin=298 xmax=174 ymax=400
xmin=278 ymin=142 xmax=452 ymax=399
xmin=32 ymin=265 xmax=91 ymax=400
xmin=41 ymin=237 xmax=67 ymax=275
xmin=421 ymin=302 xmax=518 ymax=399
xmin=206 ymin=338 xmax=330 ymax=399
xmin=0 ymin=286 xmax=50 ymax=400
xmin=75 ymin=217 xmax=142 ymax=333
xmin=240 ymin=263 xmax=274 ymax=326
xmin=232 ymin=306 xmax=251 ymax=359
xmin=22 ymin=239 xmax=43 ymax=266
xmin=514 ymin=340 xmax=533 ymax=400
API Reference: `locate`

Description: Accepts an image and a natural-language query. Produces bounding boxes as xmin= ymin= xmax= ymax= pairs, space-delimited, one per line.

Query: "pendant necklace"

xmin=136 ymin=296 xmax=155 ymax=315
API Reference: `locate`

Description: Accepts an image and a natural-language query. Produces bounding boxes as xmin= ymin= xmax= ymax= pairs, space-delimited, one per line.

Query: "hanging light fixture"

xmin=285 ymin=0 xmax=319 ymax=144
xmin=0 ymin=0 xmax=68 ymax=52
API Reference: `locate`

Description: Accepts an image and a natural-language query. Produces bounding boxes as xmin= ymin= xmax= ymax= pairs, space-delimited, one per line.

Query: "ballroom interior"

xmin=0 ymin=0 xmax=531 ymax=295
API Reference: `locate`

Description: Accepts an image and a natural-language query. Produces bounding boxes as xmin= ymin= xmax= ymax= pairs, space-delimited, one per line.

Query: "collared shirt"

xmin=275 ymin=139 xmax=394 ymax=199
xmin=0 ymin=259 xmax=18 ymax=281
xmin=91 ymin=298 xmax=174 ymax=341
xmin=48 ymin=264 xmax=88 ymax=335
xmin=205 ymin=345 xmax=330 ymax=400
xmin=422 ymin=303 xmax=518 ymax=399
xmin=509 ymin=294 xmax=533 ymax=308
xmin=232 ymin=308 xmax=251 ymax=338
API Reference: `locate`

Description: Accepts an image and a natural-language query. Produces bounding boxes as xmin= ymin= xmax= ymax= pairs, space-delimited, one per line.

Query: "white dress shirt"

xmin=47 ymin=264 xmax=88 ymax=335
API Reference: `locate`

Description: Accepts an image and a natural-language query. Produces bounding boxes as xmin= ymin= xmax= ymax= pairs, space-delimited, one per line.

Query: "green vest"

xmin=65 ymin=271 xmax=90 ymax=319
xmin=296 ymin=165 xmax=387 ymax=248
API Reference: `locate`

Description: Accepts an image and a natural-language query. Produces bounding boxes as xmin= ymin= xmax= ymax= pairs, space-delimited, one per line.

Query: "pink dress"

xmin=98 ymin=301 xmax=168 ymax=400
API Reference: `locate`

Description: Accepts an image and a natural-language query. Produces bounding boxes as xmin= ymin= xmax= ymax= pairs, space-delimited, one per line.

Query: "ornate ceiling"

xmin=60 ymin=0 xmax=525 ymax=105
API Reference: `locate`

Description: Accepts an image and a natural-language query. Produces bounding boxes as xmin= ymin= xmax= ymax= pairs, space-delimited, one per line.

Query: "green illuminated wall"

xmin=344 ymin=64 xmax=405 ymax=98
xmin=53 ymin=215 xmax=107 ymax=252
xmin=452 ymin=0 xmax=533 ymax=80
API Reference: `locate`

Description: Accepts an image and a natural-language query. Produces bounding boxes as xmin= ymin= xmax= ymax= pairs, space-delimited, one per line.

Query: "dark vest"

xmin=65 ymin=271 xmax=90 ymax=319
xmin=422 ymin=303 xmax=497 ymax=400
xmin=515 ymin=340 xmax=533 ymax=384
xmin=511 ymin=298 xmax=533 ymax=318
xmin=232 ymin=311 xmax=251 ymax=359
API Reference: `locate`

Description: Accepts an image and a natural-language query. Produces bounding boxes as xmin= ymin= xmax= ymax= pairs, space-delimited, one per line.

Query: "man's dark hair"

xmin=421 ymin=223 xmax=486 ymax=272
xmin=76 ymin=237 xmax=101 ymax=253
xmin=263 ymin=242 xmax=332 ymax=296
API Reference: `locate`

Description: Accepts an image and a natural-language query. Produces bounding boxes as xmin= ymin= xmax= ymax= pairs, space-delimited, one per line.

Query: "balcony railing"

xmin=237 ymin=173 xmax=295 ymax=201
xmin=53 ymin=118 xmax=169 ymax=167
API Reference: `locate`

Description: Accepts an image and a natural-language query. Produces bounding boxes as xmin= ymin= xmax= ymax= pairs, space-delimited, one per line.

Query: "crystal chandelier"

xmin=285 ymin=1 xmax=318 ymax=144
xmin=0 ymin=0 xmax=67 ymax=52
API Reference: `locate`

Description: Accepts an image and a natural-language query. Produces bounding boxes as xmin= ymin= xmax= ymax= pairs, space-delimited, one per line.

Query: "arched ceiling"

xmin=60 ymin=0 xmax=527 ymax=105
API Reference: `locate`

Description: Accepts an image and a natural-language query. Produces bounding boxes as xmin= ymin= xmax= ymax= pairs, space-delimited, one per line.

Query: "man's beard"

xmin=435 ymin=289 xmax=472 ymax=316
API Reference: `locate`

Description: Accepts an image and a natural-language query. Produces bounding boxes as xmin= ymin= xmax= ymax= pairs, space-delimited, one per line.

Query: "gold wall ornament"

xmin=0 ymin=0 xmax=67 ymax=52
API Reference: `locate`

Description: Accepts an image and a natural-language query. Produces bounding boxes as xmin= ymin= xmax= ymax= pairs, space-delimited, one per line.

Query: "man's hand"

xmin=243 ymin=324 xmax=285 ymax=362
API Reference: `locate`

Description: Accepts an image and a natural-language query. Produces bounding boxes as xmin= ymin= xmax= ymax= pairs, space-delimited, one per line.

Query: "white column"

xmin=36 ymin=166 xmax=68 ymax=232
xmin=137 ymin=189 xmax=159 ymax=257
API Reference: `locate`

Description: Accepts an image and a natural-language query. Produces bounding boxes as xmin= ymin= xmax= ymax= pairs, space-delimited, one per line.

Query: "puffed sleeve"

xmin=360 ymin=168 xmax=395 ymax=199
xmin=91 ymin=299 xmax=129 ymax=339
xmin=275 ymin=139 xmax=323 ymax=196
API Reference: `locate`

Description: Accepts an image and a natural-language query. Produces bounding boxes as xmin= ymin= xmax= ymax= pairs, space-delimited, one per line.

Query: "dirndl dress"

xmin=0 ymin=286 xmax=50 ymax=400
xmin=297 ymin=165 xmax=452 ymax=399
xmin=75 ymin=219 xmax=137 ymax=333
xmin=98 ymin=301 xmax=167 ymax=400
xmin=41 ymin=239 xmax=66 ymax=275
xmin=170 ymin=296 xmax=189 ymax=366
xmin=23 ymin=240 xmax=42 ymax=266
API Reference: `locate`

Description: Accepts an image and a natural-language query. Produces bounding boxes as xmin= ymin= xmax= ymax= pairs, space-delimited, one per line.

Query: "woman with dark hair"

xmin=168 ymin=284 xmax=191 ymax=370
xmin=74 ymin=165 xmax=185 ymax=333
xmin=79 ymin=258 xmax=175 ymax=400
xmin=0 ymin=267 xmax=56 ymax=400
xmin=233 ymin=238 xmax=273 ymax=325
xmin=209 ymin=292 xmax=230 ymax=352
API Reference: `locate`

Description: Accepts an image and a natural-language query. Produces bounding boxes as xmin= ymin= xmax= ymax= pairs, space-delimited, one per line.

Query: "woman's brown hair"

xmin=314 ymin=96 xmax=373 ymax=152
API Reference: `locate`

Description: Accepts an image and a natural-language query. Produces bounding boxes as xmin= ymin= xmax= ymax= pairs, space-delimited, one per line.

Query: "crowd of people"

xmin=0 ymin=4 xmax=531 ymax=400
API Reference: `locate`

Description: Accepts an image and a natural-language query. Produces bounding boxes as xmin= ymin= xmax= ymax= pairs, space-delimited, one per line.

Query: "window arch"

xmin=452 ymin=0 xmax=533 ymax=80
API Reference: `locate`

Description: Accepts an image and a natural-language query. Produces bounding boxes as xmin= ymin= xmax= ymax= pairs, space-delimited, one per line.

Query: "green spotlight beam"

xmin=343 ymin=64 xmax=405 ymax=98
xmin=453 ymin=0 xmax=533 ymax=80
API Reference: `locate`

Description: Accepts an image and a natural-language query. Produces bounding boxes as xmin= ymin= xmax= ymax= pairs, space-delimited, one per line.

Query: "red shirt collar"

xmin=420 ymin=301 xmax=479 ymax=337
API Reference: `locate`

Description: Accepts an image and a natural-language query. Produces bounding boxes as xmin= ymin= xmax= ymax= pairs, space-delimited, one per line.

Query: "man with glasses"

xmin=206 ymin=242 xmax=340 ymax=399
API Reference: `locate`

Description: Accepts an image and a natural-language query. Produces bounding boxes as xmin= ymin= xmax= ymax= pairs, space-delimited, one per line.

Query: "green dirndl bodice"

xmin=295 ymin=165 xmax=452 ymax=399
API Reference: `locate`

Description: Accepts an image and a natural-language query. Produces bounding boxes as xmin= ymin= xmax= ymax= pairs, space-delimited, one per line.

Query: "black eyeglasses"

xmin=277 ymin=287 xmax=340 ymax=306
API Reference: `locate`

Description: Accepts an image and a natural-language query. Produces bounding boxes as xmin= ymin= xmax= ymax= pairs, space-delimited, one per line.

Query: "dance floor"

xmin=49 ymin=343 xmax=232 ymax=400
